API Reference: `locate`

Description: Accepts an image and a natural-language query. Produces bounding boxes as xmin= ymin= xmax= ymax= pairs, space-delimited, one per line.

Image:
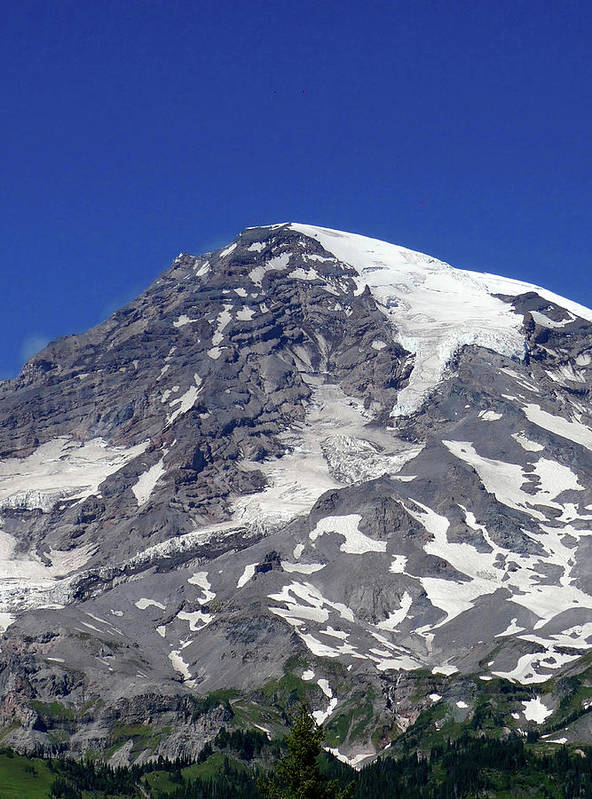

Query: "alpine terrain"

xmin=1 ymin=223 xmax=592 ymax=766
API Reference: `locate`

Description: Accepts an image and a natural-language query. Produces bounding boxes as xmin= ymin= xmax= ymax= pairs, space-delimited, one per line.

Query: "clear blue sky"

xmin=2 ymin=1 xmax=591 ymax=378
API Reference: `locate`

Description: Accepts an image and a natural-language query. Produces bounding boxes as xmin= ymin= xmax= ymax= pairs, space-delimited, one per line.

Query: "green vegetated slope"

xmin=3 ymin=735 xmax=592 ymax=799
xmin=6 ymin=653 xmax=592 ymax=799
xmin=0 ymin=752 xmax=54 ymax=799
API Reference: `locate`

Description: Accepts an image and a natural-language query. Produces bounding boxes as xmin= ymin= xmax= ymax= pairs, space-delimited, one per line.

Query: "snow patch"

xmin=432 ymin=664 xmax=459 ymax=676
xmin=211 ymin=304 xmax=233 ymax=346
xmin=0 ymin=436 xmax=148 ymax=512
xmin=132 ymin=456 xmax=166 ymax=505
xmin=497 ymin=618 xmax=526 ymax=637
xmin=530 ymin=310 xmax=575 ymax=329
xmin=237 ymin=306 xmax=255 ymax=321
xmin=443 ymin=441 xmax=581 ymax=521
xmin=177 ymin=609 xmax=214 ymax=631
xmin=0 ymin=612 xmax=15 ymax=633
xmin=522 ymin=696 xmax=552 ymax=723
xmin=249 ymin=253 xmax=291 ymax=286
xmin=512 ymin=431 xmax=544 ymax=452
xmin=390 ymin=555 xmax=407 ymax=573
xmin=522 ymin=404 xmax=592 ymax=451
xmin=187 ymin=572 xmax=216 ymax=603
xmin=269 ymin=582 xmax=355 ymax=628
xmin=282 ymin=561 xmax=325 ymax=574
xmin=377 ymin=592 xmax=413 ymax=631
xmin=493 ymin=650 xmax=580 ymax=684
xmin=173 ymin=314 xmax=197 ymax=328
xmin=135 ymin=598 xmax=165 ymax=611
xmin=312 ymin=679 xmax=337 ymax=725
xmin=293 ymin=543 xmax=305 ymax=559
xmin=169 ymin=650 xmax=192 ymax=680
xmin=479 ymin=410 xmax=502 ymax=421
xmin=288 ymin=267 xmax=321 ymax=281
xmin=325 ymin=748 xmax=375 ymax=769
xmin=219 ymin=243 xmax=237 ymax=259
xmin=310 ymin=514 xmax=387 ymax=554
xmin=166 ymin=374 xmax=203 ymax=426
xmin=237 ymin=564 xmax=257 ymax=589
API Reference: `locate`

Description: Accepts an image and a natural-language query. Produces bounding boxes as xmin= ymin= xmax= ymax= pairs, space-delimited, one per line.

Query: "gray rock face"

xmin=1 ymin=223 xmax=592 ymax=761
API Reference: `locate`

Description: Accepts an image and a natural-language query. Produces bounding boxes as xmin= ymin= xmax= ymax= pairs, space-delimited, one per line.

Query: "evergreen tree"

xmin=259 ymin=706 xmax=353 ymax=799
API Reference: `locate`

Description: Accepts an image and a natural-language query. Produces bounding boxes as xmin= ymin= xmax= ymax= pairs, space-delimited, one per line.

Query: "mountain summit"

xmin=1 ymin=224 xmax=592 ymax=763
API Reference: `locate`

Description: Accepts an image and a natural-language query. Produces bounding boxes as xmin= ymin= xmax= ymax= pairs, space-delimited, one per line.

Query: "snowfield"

xmin=0 ymin=436 xmax=148 ymax=512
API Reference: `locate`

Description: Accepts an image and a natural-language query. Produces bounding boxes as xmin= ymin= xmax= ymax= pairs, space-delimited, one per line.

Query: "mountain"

xmin=1 ymin=223 xmax=592 ymax=765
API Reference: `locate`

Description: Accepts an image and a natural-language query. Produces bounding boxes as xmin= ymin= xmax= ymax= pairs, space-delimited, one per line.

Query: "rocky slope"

xmin=1 ymin=223 xmax=592 ymax=765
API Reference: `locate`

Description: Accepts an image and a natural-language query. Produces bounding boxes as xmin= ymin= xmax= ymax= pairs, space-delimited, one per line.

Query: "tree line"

xmin=6 ymin=707 xmax=592 ymax=798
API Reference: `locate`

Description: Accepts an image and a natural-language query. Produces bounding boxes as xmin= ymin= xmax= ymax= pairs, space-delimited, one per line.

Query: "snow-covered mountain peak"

xmin=1 ymin=222 xmax=592 ymax=761
xmin=289 ymin=224 xmax=528 ymax=417
xmin=289 ymin=222 xmax=450 ymax=273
